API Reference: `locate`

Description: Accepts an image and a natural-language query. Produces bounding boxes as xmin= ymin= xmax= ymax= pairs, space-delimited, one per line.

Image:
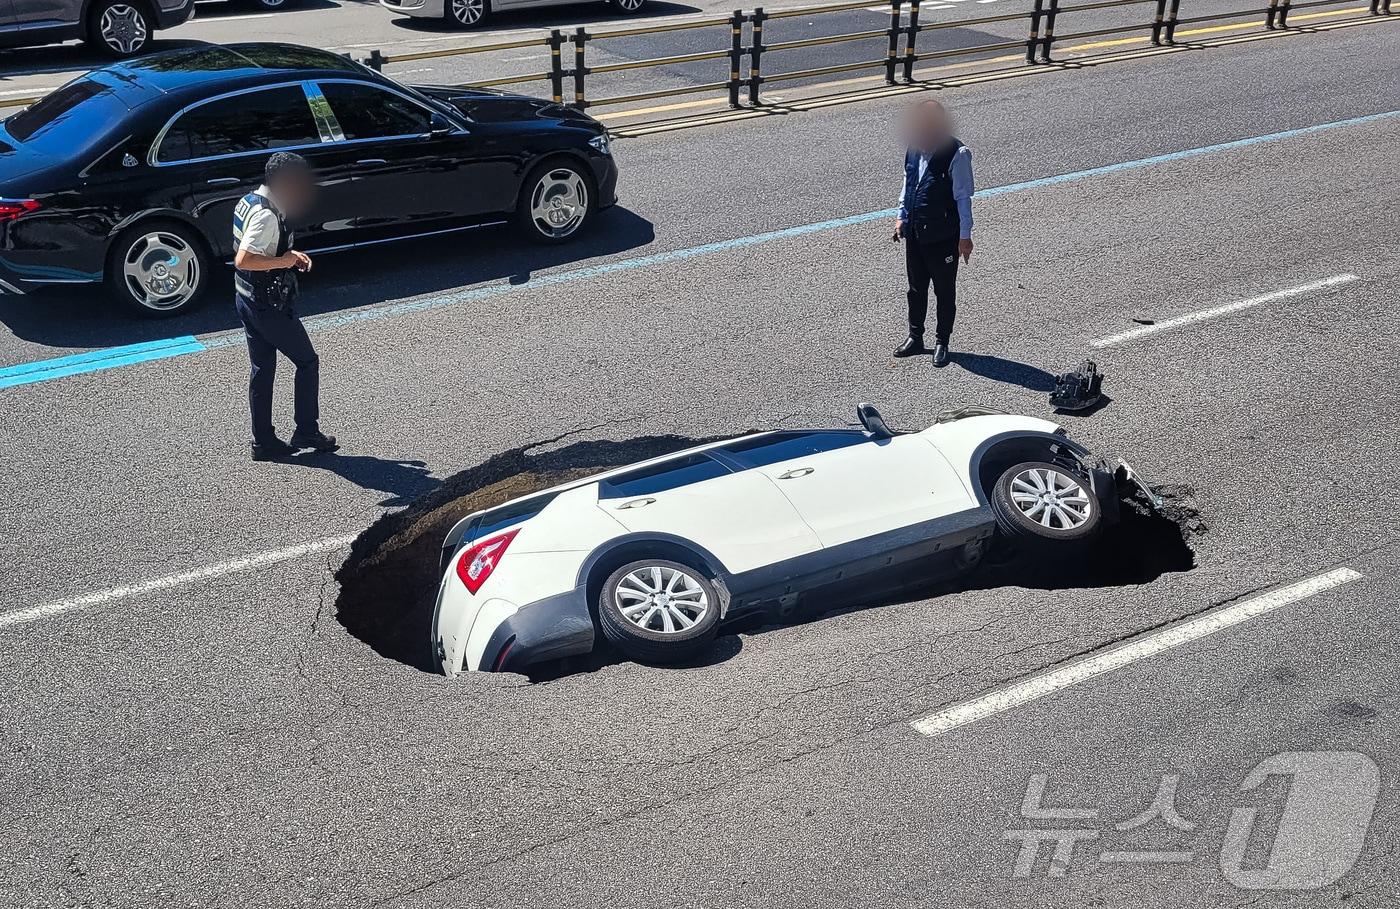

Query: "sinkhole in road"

xmin=334 ymin=436 xmax=1202 ymax=679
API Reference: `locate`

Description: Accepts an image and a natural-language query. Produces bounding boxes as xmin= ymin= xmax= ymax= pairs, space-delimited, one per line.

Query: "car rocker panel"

xmin=433 ymin=411 xmax=1128 ymax=676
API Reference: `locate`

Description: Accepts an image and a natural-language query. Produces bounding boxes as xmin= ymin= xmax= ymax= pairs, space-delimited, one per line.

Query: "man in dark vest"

xmin=233 ymin=152 xmax=338 ymax=461
xmin=892 ymin=100 xmax=975 ymax=367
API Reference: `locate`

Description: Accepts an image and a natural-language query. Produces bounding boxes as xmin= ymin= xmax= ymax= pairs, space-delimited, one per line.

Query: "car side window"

xmin=319 ymin=82 xmax=432 ymax=141
xmin=723 ymin=432 xmax=869 ymax=468
xmin=599 ymin=455 xmax=732 ymax=499
xmin=466 ymin=494 xmax=560 ymax=543
xmin=156 ymin=86 xmax=321 ymax=164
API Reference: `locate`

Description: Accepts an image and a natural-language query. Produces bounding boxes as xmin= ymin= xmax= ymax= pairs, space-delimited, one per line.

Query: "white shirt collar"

xmin=255 ymin=184 xmax=283 ymax=214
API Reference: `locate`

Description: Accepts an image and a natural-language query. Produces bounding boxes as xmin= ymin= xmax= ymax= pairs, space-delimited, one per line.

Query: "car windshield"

xmin=3 ymin=74 xmax=130 ymax=153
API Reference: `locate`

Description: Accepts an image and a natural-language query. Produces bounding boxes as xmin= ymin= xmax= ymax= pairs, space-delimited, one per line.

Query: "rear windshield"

xmin=4 ymin=75 xmax=129 ymax=152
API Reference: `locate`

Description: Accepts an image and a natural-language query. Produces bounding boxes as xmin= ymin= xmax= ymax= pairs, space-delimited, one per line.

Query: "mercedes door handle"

xmin=205 ymin=177 xmax=241 ymax=186
xmin=355 ymin=158 xmax=389 ymax=166
xmin=777 ymin=467 xmax=815 ymax=479
xmin=615 ymin=497 xmax=656 ymax=510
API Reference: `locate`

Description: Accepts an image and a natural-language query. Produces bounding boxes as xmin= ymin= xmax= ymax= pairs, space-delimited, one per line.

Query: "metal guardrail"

xmin=0 ymin=0 xmax=1388 ymax=112
xmin=356 ymin=0 xmax=1393 ymax=112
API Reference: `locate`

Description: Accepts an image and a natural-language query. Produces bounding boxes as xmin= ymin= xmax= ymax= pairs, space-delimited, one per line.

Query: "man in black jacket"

xmin=892 ymin=100 xmax=975 ymax=367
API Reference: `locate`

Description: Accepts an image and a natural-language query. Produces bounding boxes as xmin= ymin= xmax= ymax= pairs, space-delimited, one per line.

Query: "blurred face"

xmin=902 ymin=102 xmax=952 ymax=152
xmin=272 ymin=167 xmax=316 ymax=218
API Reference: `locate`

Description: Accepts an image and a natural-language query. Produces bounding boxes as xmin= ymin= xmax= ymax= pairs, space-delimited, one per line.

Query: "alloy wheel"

xmin=450 ymin=0 xmax=485 ymax=25
xmin=615 ymin=0 xmax=645 ymax=10
xmin=528 ymin=169 xmax=588 ymax=239
xmin=1008 ymin=467 xmax=1093 ymax=530
xmin=614 ymin=565 xmax=709 ymax=634
xmin=121 ymin=231 xmax=201 ymax=312
xmin=99 ymin=4 xmax=148 ymax=55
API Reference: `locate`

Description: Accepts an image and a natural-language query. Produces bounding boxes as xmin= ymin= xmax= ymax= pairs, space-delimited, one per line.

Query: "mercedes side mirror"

xmin=429 ymin=112 xmax=455 ymax=138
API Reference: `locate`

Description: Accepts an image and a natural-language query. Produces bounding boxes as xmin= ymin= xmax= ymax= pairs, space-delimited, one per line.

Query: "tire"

xmin=512 ymin=158 xmax=595 ymax=244
xmin=597 ymin=559 xmax=721 ymax=664
xmin=443 ymin=0 xmax=489 ymax=28
xmin=989 ymin=460 xmax=1102 ymax=550
xmin=86 ymin=0 xmax=153 ymax=57
xmin=246 ymin=0 xmax=290 ymax=9
xmin=105 ymin=221 xmax=211 ymax=318
xmin=607 ymin=0 xmax=647 ymax=12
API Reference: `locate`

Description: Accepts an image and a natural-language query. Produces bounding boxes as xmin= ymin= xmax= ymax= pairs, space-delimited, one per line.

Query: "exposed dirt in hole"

xmin=334 ymin=434 xmax=725 ymax=671
xmin=336 ymin=433 xmax=1204 ymax=678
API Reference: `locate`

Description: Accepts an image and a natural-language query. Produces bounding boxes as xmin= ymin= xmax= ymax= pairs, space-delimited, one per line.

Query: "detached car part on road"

xmin=0 ymin=43 xmax=617 ymax=315
xmin=432 ymin=406 xmax=1154 ymax=675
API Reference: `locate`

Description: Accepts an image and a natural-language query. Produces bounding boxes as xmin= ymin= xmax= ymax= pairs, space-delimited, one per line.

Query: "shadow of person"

xmin=291 ymin=452 xmax=438 ymax=507
xmin=952 ymin=352 xmax=1057 ymax=392
xmin=2 ymin=206 xmax=656 ymax=349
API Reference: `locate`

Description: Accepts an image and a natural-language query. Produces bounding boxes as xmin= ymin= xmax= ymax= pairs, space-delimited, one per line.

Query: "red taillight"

xmin=455 ymin=529 xmax=519 ymax=595
xmin=0 ymin=199 xmax=40 ymax=222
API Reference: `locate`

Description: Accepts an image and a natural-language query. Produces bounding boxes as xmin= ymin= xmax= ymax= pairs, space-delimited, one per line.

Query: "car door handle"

xmin=206 ymin=177 xmax=241 ymax=186
xmin=355 ymin=158 xmax=389 ymax=166
xmin=777 ymin=467 xmax=815 ymax=479
xmin=615 ymin=497 xmax=656 ymax=510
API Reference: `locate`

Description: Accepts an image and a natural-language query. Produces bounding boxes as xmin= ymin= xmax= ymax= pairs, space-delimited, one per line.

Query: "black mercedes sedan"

xmin=0 ymin=44 xmax=618 ymax=316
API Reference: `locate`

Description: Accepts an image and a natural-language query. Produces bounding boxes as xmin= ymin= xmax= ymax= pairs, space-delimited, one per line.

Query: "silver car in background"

xmin=382 ymin=0 xmax=647 ymax=29
xmin=0 ymin=0 xmax=196 ymax=55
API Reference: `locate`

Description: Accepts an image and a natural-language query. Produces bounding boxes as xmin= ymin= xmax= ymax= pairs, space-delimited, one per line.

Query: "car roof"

xmin=99 ymin=43 xmax=374 ymax=102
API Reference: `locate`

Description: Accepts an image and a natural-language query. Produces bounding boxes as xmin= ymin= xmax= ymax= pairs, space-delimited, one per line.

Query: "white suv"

xmin=432 ymin=406 xmax=1143 ymax=675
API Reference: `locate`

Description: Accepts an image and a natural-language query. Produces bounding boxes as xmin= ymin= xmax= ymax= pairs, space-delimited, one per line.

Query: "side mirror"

xmin=857 ymin=403 xmax=894 ymax=439
xmin=428 ymin=112 xmax=455 ymax=138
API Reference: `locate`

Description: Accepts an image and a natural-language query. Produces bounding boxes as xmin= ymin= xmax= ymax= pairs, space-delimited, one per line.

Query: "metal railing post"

xmin=1039 ymin=0 xmax=1059 ymax=62
xmin=729 ymin=10 xmax=745 ymax=106
xmin=1152 ymin=0 xmax=1168 ymax=43
xmin=571 ymin=27 xmax=589 ymax=108
xmin=747 ymin=7 xmax=766 ymax=105
xmin=1163 ymin=0 xmax=1181 ymax=42
xmin=885 ymin=0 xmax=902 ymax=84
xmin=366 ymin=49 xmax=385 ymax=72
xmin=1027 ymin=0 xmax=1044 ymax=62
xmin=548 ymin=30 xmax=565 ymax=103
xmin=902 ymin=0 xmax=920 ymax=81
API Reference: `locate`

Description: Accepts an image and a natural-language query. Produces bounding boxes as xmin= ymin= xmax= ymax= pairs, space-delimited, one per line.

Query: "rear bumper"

xmin=154 ymin=0 xmax=197 ymax=29
xmin=476 ymin=587 xmax=595 ymax=673
xmin=381 ymin=0 xmax=445 ymax=18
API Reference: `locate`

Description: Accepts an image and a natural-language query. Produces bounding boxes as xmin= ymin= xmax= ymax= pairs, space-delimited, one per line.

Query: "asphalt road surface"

xmin=1 ymin=13 xmax=1399 ymax=909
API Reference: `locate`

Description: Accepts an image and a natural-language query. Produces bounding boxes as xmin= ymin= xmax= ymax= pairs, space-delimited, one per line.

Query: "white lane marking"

xmin=0 ymin=536 xmax=355 ymax=631
xmin=1090 ymin=274 xmax=1359 ymax=348
xmin=911 ymin=567 xmax=1363 ymax=737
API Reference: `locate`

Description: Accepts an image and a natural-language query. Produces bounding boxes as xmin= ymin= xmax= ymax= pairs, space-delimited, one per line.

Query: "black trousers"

xmin=235 ymin=295 xmax=320 ymax=445
xmin=905 ymin=235 xmax=960 ymax=343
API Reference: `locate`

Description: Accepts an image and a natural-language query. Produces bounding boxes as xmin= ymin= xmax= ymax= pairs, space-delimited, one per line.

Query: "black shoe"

xmin=291 ymin=429 xmax=340 ymax=453
xmin=251 ymin=439 xmax=295 ymax=461
xmin=932 ymin=341 xmax=950 ymax=367
xmin=894 ymin=334 xmax=925 ymax=358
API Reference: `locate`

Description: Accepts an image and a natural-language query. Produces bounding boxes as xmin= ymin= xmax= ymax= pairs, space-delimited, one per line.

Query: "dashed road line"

xmin=1089 ymin=274 xmax=1359 ymax=347
xmin=911 ymin=567 xmax=1364 ymax=737
xmin=0 ymin=536 xmax=356 ymax=630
